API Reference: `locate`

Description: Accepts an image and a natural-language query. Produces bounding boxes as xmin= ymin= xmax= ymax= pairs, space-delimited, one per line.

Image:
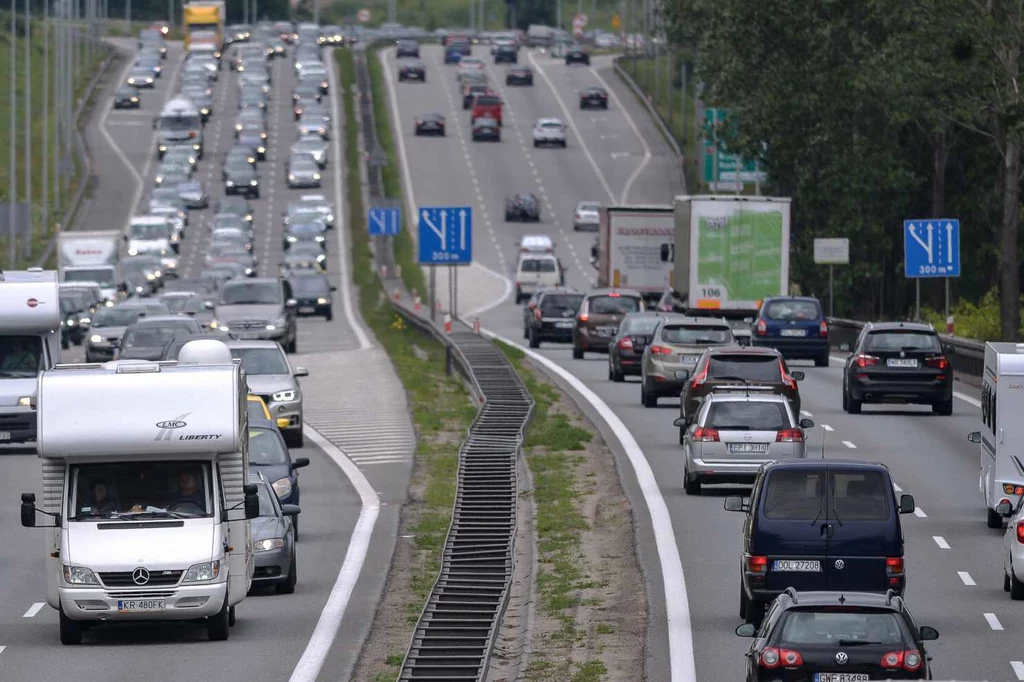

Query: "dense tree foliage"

xmin=664 ymin=0 xmax=1024 ymax=337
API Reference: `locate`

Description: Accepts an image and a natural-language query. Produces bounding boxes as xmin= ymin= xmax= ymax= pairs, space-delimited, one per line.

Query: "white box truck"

xmin=20 ymin=339 xmax=259 ymax=644
xmin=597 ymin=205 xmax=675 ymax=304
xmin=57 ymin=231 xmax=122 ymax=303
xmin=971 ymin=343 xmax=1024 ymax=528
xmin=0 ymin=269 xmax=61 ymax=444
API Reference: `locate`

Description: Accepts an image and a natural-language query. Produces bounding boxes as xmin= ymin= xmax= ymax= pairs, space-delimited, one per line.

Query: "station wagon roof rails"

xmin=885 ymin=588 xmax=896 ymax=606
xmin=783 ymin=586 xmax=798 ymax=604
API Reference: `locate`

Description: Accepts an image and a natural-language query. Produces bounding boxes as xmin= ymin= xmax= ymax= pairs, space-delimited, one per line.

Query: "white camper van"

xmin=21 ymin=339 xmax=259 ymax=644
xmin=0 ymin=269 xmax=61 ymax=443
xmin=970 ymin=342 xmax=1024 ymax=528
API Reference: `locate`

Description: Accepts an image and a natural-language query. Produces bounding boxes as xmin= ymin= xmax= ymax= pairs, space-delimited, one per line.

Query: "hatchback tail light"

xmin=755 ymin=319 xmax=767 ymax=336
xmin=855 ymin=354 xmax=880 ymax=368
xmin=618 ymin=337 xmax=633 ymax=350
xmin=925 ymin=355 xmax=949 ymax=370
xmin=578 ymin=313 xmax=589 ymax=322
xmin=759 ymin=647 xmax=802 ymax=668
xmin=692 ymin=427 xmax=719 ymax=442
xmin=1016 ymin=520 xmax=1024 ymax=544
xmin=779 ymin=359 xmax=798 ymax=389
xmin=776 ymin=428 xmax=803 ymax=443
xmin=880 ymin=650 xmax=922 ymax=671
xmin=650 ymin=345 xmax=672 ymax=355
xmin=690 ymin=364 xmax=708 ymax=388
xmin=818 ymin=320 xmax=829 ymax=337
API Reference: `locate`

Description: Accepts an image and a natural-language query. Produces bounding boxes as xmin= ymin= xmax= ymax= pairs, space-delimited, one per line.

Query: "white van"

xmin=514 ymin=252 xmax=563 ymax=304
xmin=21 ymin=339 xmax=258 ymax=643
xmin=970 ymin=342 xmax=1024 ymax=528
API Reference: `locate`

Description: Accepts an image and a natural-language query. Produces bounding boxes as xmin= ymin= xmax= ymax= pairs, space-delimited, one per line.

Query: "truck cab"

xmin=21 ymin=339 xmax=259 ymax=643
xmin=0 ymin=269 xmax=61 ymax=444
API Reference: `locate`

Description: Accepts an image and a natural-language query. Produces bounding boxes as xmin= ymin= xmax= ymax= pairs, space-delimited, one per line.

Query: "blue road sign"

xmin=368 ymin=207 xmax=401 ymax=236
xmin=904 ymin=219 xmax=960 ymax=278
xmin=417 ymin=206 xmax=473 ymax=264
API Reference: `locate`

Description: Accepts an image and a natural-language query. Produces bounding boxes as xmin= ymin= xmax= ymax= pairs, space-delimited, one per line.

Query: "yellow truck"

xmin=184 ymin=1 xmax=225 ymax=52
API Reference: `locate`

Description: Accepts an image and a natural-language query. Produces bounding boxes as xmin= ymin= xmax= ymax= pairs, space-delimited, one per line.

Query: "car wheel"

xmin=1011 ymin=569 xmax=1024 ymax=600
xmin=59 ymin=605 xmax=82 ymax=645
xmin=988 ymin=507 xmax=1004 ymax=529
xmin=1006 ymin=569 xmax=1012 ymax=592
xmin=844 ymin=383 xmax=862 ymax=414
xmin=572 ymin=344 xmax=584 ymax=360
xmin=286 ymin=428 xmax=304 ymax=448
xmin=529 ymin=328 xmax=540 ymax=349
xmin=276 ymin=554 xmax=297 ymax=594
xmin=815 ymin=353 xmax=829 ymax=367
xmin=933 ymin=397 xmax=953 ymax=416
xmin=207 ymin=599 xmax=230 ymax=641
xmin=683 ymin=473 xmax=700 ymax=495
xmin=642 ymin=379 xmax=658 ymax=408
xmin=533 ymin=140 xmax=539 ymax=148
xmin=611 ymin=361 xmax=624 ymax=383
xmin=561 ymin=141 xmax=567 ymax=148
xmin=228 ymin=605 xmax=236 ymax=626
xmin=739 ymin=581 xmax=748 ymax=619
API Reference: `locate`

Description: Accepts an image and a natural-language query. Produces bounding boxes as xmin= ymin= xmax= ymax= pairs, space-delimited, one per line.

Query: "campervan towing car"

xmin=21 ymin=339 xmax=259 ymax=644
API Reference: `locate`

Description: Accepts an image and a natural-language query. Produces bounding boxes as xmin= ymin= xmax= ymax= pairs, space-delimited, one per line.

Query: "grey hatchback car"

xmin=224 ymin=339 xmax=309 ymax=447
xmin=250 ymin=472 xmax=299 ymax=594
xmin=640 ymin=315 xmax=734 ymax=407
xmin=572 ymin=288 xmax=645 ymax=359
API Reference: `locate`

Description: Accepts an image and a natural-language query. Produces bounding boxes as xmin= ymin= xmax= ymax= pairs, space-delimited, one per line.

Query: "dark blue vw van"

xmin=750 ymin=296 xmax=830 ymax=367
xmin=725 ymin=459 xmax=916 ymax=623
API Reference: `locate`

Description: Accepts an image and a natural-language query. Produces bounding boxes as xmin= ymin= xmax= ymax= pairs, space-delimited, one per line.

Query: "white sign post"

xmin=813 ymin=238 xmax=850 ymax=318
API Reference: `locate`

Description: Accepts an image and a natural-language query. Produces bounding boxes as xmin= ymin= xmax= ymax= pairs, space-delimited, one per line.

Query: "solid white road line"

xmin=820 ymin=424 xmax=833 ymax=432
xmin=98 ymin=46 xmax=142 ymax=227
xmin=985 ymin=612 xmax=1004 ymax=631
xmin=0 ymin=646 xmax=6 ymax=658
xmin=841 ymin=440 xmax=857 ymax=449
xmin=22 ymin=602 xmax=44 ymax=618
xmin=954 ymin=390 xmax=982 ymax=408
xmin=914 ymin=507 xmax=928 ymax=518
xmin=586 ymin=59 xmax=653 ymax=202
xmin=327 ymin=47 xmax=372 ymax=350
xmin=958 ymin=571 xmax=976 ymax=586
xmin=288 ymin=425 xmax=381 ymax=682
xmin=477 ymin=328 xmax=697 ymax=682
xmin=1011 ymin=660 xmax=1024 ymax=680
xmin=933 ymin=535 xmax=950 ymax=549
xmin=128 ymin=52 xmax=184 ymax=219
xmin=893 ymin=483 xmax=902 ymax=492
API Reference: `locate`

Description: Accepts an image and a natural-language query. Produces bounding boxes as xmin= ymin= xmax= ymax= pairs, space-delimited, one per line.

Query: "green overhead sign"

xmin=701 ymin=108 xmax=767 ymax=189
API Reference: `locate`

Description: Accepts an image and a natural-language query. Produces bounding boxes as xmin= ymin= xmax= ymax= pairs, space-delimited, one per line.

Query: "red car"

xmin=471 ymin=95 xmax=503 ymax=126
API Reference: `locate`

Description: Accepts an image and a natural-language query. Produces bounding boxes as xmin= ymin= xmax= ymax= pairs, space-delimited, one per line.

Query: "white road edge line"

xmin=933 ymin=535 xmax=950 ymax=549
xmin=914 ymin=507 xmax=927 ymax=518
xmin=288 ymin=425 xmax=380 ymax=682
xmin=128 ymin=49 xmax=184 ymax=221
xmin=22 ymin=602 xmax=44 ymax=618
xmin=527 ymin=52 xmax=616 ymax=203
xmin=587 ymin=59 xmax=652 ymax=202
xmin=327 ymin=47 xmax=372 ymax=350
xmin=841 ymin=440 xmax=856 ymax=449
xmin=1010 ymin=660 xmax=1024 ymax=680
xmin=958 ymin=571 xmax=976 ymax=586
xmin=97 ymin=44 xmax=142 ymax=228
xmin=985 ymin=612 xmax=1004 ymax=631
xmin=476 ymin=327 xmax=697 ymax=682
xmin=378 ymin=47 xmax=514 ymax=318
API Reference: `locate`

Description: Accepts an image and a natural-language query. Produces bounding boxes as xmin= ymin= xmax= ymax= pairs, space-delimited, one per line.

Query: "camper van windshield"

xmin=0 ymin=336 xmax=43 ymax=377
xmin=160 ymin=113 xmax=202 ymax=132
xmin=130 ymin=221 xmax=170 ymax=239
xmin=70 ymin=461 xmax=213 ymax=519
xmin=65 ymin=268 xmax=115 ymax=287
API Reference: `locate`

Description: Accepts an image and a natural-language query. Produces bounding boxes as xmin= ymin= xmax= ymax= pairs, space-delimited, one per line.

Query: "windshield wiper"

xmin=837 ymin=639 xmax=882 ymax=646
xmin=809 ymin=506 xmax=823 ymax=526
xmin=831 ymin=506 xmax=843 ymax=526
xmin=120 ymin=510 xmax=192 ymax=519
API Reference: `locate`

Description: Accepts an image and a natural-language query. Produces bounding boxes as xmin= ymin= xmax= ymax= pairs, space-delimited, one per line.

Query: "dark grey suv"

xmin=210 ymin=277 xmax=299 ymax=353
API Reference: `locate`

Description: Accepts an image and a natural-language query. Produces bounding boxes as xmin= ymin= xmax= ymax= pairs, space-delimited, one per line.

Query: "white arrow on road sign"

xmin=908 ymin=221 xmax=934 ymax=263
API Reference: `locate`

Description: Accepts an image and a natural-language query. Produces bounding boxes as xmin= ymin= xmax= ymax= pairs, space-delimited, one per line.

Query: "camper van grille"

xmin=100 ymin=570 xmax=182 ymax=587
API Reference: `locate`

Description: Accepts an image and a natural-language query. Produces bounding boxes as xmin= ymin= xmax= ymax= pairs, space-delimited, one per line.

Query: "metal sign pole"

xmin=915 ymin=280 xmax=920 ymax=321
xmin=829 ymin=264 xmax=834 ymax=318
xmin=944 ymin=278 xmax=950 ymax=327
xmin=454 ymin=266 xmax=459 ymax=318
xmin=430 ymin=265 xmax=436 ymax=322
xmin=448 ymin=265 xmax=453 ymax=316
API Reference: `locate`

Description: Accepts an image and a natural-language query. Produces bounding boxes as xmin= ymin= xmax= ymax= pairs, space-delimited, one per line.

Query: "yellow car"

xmin=247 ymin=393 xmax=291 ymax=431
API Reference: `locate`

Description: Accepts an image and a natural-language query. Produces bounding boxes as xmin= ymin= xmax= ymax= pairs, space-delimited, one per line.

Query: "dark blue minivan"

xmin=751 ymin=296 xmax=830 ymax=367
xmin=725 ymin=459 xmax=916 ymax=623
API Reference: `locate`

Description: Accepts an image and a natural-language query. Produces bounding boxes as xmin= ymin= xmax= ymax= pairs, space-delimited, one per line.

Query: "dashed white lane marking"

xmin=893 ymin=483 xmax=903 ymax=492
xmin=22 ymin=602 xmax=44 ymax=618
xmin=958 ymin=571 xmax=976 ymax=586
xmin=933 ymin=535 xmax=950 ymax=549
xmin=841 ymin=440 xmax=857 ymax=449
xmin=821 ymin=424 xmax=834 ymax=432
xmin=1010 ymin=661 xmax=1024 ymax=680
xmin=985 ymin=612 xmax=1004 ymax=631
xmin=0 ymin=646 xmax=6 ymax=658
xmin=800 ymin=410 xmax=812 ymax=417
xmin=954 ymin=390 xmax=982 ymax=408
xmin=914 ymin=507 xmax=928 ymax=518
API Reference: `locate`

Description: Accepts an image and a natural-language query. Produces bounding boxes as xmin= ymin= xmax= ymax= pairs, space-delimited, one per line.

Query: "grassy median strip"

xmin=337 ymin=47 xmax=477 ymax=682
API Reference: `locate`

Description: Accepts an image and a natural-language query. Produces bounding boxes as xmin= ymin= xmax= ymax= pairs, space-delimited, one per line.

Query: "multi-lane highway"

xmin=0 ymin=36 xmax=414 ymax=681
xmin=383 ymin=43 xmax=1013 ymax=681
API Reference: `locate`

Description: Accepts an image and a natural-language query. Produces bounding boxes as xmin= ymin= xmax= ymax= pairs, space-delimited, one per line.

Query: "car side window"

xmin=282 ymin=281 xmax=293 ymax=299
xmin=757 ymin=601 xmax=781 ymax=638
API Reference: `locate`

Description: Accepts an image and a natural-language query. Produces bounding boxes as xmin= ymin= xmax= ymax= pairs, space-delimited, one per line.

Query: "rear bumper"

xmin=751 ymin=336 xmax=829 ymax=359
xmin=533 ymin=322 xmax=574 ymax=342
xmin=0 ymin=407 xmax=37 ymax=442
xmin=689 ymin=458 xmax=765 ymax=482
xmin=577 ymin=327 xmax=617 ymax=352
xmin=848 ymin=375 xmax=952 ymax=403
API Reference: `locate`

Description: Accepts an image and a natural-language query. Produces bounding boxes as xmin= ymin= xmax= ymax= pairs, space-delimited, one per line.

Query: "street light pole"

xmin=312 ymin=0 xmax=319 ymax=24
xmin=42 ymin=0 xmax=49 ymax=242
xmin=9 ymin=0 xmax=18 ymax=268
xmin=25 ymin=0 xmax=33 ymax=257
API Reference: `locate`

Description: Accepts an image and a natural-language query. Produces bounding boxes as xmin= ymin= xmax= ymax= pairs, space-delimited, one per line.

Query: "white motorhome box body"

xmin=980 ymin=343 xmax=1024 ymax=517
xmin=597 ymin=206 xmax=674 ymax=296
xmin=35 ymin=353 xmax=252 ymax=632
xmin=0 ymin=270 xmax=61 ymax=443
xmin=57 ymin=231 xmax=122 ymax=302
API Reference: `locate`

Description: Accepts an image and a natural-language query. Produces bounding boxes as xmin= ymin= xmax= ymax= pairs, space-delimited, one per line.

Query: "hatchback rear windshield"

xmin=764 ymin=299 xmax=821 ymax=321
xmin=662 ymin=325 xmax=731 ymax=345
xmin=707 ymin=355 xmax=781 ymax=381
xmin=778 ymin=609 xmax=907 ymax=646
xmin=540 ymin=294 xmax=583 ymax=313
xmin=590 ymin=295 xmax=641 ymax=315
xmin=520 ymin=258 xmax=556 ymax=273
xmin=705 ymin=402 xmax=790 ymax=431
xmin=622 ymin=316 xmax=661 ymax=334
xmin=831 ymin=471 xmax=891 ymax=520
xmin=474 ymin=96 xmax=500 ymax=106
xmin=864 ymin=331 xmax=940 ymax=353
xmin=763 ymin=470 xmax=823 ymax=519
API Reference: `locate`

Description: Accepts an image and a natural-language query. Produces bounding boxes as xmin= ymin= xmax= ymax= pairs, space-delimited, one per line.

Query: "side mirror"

xmin=171 ymin=242 xmax=180 ymax=254
xmin=204 ymin=301 xmax=215 ymax=310
xmin=919 ymin=625 xmax=939 ymax=641
xmin=724 ymin=496 xmax=748 ymax=513
xmin=997 ymin=501 xmax=1014 ymax=517
xmin=790 ymin=370 xmax=805 ymax=381
xmin=285 ymin=298 xmax=298 ymax=308
xmin=123 ymin=234 xmax=129 ymax=242
xmin=943 ymin=343 xmax=956 ymax=356
xmin=291 ymin=457 xmax=310 ymax=470
xmin=673 ymin=417 xmax=689 ymax=428
xmin=899 ymin=493 xmax=916 ymax=514
xmin=799 ymin=418 xmax=814 ymax=429
xmin=330 ymin=285 xmax=338 ymax=291
xmin=243 ymin=482 xmax=259 ymax=519
xmin=109 ymin=339 xmax=120 ymax=349
xmin=21 ymin=492 xmax=35 ymax=527
xmin=674 ymin=369 xmax=690 ymax=381
xmin=839 ymin=343 xmax=851 ymax=352
xmin=967 ymin=431 xmax=982 ymax=444
xmin=735 ymin=623 xmax=756 ymax=637
xmin=294 ymin=366 xmax=309 ymax=377
xmin=281 ymin=504 xmax=301 ymax=517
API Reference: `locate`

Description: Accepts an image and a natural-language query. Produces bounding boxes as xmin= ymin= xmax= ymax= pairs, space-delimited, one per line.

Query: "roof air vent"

xmin=178 ymin=339 xmax=233 ymax=365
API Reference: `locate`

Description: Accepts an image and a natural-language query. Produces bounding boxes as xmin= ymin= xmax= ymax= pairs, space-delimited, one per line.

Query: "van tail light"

xmin=746 ymin=555 xmax=768 ymax=573
xmin=1016 ymin=520 xmax=1024 ymax=544
xmin=855 ymin=354 xmax=880 ymax=368
xmin=650 ymin=345 xmax=672 ymax=355
xmin=925 ymin=355 xmax=949 ymax=370
xmin=759 ymin=647 xmax=801 ymax=668
xmin=880 ymin=650 xmax=922 ymax=671
xmin=885 ymin=557 xmax=904 ymax=576
xmin=818 ymin=320 xmax=829 ymax=337
xmin=755 ymin=319 xmax=767 ymax=336
xmin=779 ymin=359 xmax=798 ymax=389
xmin=776 ymin=428 xmax=803 ymax=443
xmin=534 ymin=309 xmax=542 ymax=321
xmin=691 ymin=364 xmax=708 ymax=388
xmin=692 ymin=427 xmax=719 ymax=442
xmin=618 ymin=337 xmax=633 ymax=350
xmin=578 ymin=313 xmax=589 ymax=322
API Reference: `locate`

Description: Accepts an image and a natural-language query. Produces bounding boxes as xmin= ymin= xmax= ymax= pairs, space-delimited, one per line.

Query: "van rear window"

xmin=763 ymin=470 xmax=823 ymax=519
xmin=764 ymin=300 xmax=821 ymax=321
xmin=520 ymin=258 xmax=556 ymax=273
xmin=831 ymin=471 xmax=891 ymax=520
xmin=590 ymin=295 xmax=641 ymax=314
xmin=475 ymin=96 xmax=500 ymax=106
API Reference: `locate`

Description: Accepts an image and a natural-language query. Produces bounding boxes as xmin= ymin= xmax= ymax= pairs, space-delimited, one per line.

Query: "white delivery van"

xmin=0 ymin=269 xmax=62 ymax=443
xmin=514 ymin=251 xmax=563 ymax=303
xmin=57 ymin=230 xmax=123 ymax=303
xmin=970 ymin=342 xmax=1024 ymax=528
xmin=21 ymin=339 xmax=258 ymax=643
xmin=126 ymin=215 xmax=179 ymax=276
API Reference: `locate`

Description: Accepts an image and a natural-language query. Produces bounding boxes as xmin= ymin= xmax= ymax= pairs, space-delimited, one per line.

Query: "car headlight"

xmin=158 ymin=144 xmax=167 ymax=152
xmin=312 ymin=173 xmax=321 ymax=180
xmin=226 ymin=180 xmax=235 ymax=186
xmin=183 ymin=560 xmax=221 ymax=583
xmin=201 ymin=107 xmax=210 ymax=115
xmin=271 ymin=477 xmax=292 ymax=499
xmin=127 ymin=247 xmax=139 ymax=256
xmin=89 ymin=334 xmax=103 ymax=343
xmin=286 ymin=235 xmax=298 ymax=242
xmin=272 ymin=389 xmax=297 ymax=402
xmin=80 ymin=316 xmax=91 ymax=325
xmin=316 ymin=254 xmax=326 ymax=262
xmin=260 ymin=132 xmax=267 ymax=140
xmin=235 ymin=123 xmax=243 ymax=132
xmin=315 ymin=234 xmax=325 ymax=242
xmin=66 ymin=318 xmax=76 ymax=326
xmin=130 ymin=96 xmax=139 ymax=102
xmin=63 ymin=565 xmax=99 ymax=585
xmin=265 ymin=323 xmax=277 ymax=331
xmin=316 ymin=297 xmax=329 ymax=305
xmin=210 ymin=320 xmax=228 ymax=331
xmin=17 ymin=396 xmax=33 ymax=407
xmin=146 ymin=273 xmax=156 ymax=280
xmin=134 ymin=285 xmax=145 ymax=293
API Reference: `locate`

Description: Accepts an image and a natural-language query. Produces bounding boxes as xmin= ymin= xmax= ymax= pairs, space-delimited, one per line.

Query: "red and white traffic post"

xmin=444 ymin=314 xmax=452 ymax=334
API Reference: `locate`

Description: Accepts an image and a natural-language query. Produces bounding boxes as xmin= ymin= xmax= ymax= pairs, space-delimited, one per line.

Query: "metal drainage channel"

xmin=400 ymin=328 xmax=533 ymax=680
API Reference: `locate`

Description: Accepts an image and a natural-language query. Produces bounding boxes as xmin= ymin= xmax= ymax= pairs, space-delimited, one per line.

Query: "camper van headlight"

xmin=253 ymin=538 xmax=284 ymax=552
xmin=271 ymin=477 xmax=292 ymax=500
xmin=272 ymin=389 xmax=297 ymax=402
xmin=17 ymin=396 xmax=33 ymax=408
xmin=63 ymin=565 xmax=98 ymax=585
xmin=128 ymin=248 xmax=139 ymax=256
xmin=183 ymin=560 xmax=221 ymax=583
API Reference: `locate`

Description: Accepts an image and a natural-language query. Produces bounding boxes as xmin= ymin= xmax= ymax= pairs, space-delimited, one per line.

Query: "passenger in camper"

xmin=0 ymin=337 xmax=40 ymax=372
xmin=82 ymin=481 xmax=118 ymax=515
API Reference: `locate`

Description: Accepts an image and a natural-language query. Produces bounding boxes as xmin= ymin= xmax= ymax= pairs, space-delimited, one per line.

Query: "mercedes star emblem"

xmin=132 ymin=567 xmax=150 ymax=585
xmin=835 ymin=651 xmax=849 ymax=665
xmin=744 ymin=433 xmax=752 ymax=441
xmin=834 ymin=559 xmax=845 ymax=570
xmin=900 ymin=350 xmax=906 ymax=358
